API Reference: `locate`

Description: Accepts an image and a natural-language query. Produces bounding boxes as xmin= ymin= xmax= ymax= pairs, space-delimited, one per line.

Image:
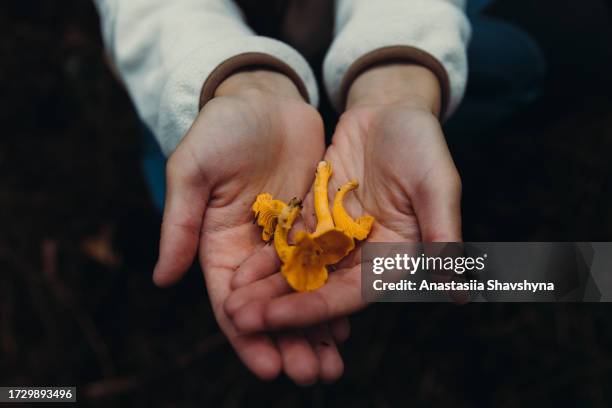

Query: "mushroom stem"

xmin=332 ymin=180 xmax=374 ymax=241
xmin=274 ymin=198 xmax=302 ymax=263
xmin=314 ymin=161 xmax=334 ymax=234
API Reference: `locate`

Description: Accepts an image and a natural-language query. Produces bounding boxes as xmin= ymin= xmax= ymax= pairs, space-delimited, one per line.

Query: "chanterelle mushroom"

xmin=332 ymin=180 xmax=375 ymax=241
xmin=252 ymin=161 xmax=374 ymax=292
xmin=252 ymin=193 xmax=287 ymax=242
xmin=273 ymin=197 xmax=302 ymax=264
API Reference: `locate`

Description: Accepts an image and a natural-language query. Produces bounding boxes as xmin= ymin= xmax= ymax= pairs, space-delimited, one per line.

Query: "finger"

xmin=204 ymin=265 xmax=282 ymax=380
xmin=301 ymin=190 xmax=317 ymax=232
xmin=229 ymin=280 xmax=353 ymax=343
xmin=411 ymin=167 xmax=466 ymax=302
xmin=426 ymin=243 xmax=471 ymax=305
xmin=276 ymin=331 xmax=319 ymax=386
xmin=233 ymin=267 xmax=365 ymax=333
xmin=231 ymin=244 xmax=281 ymax=290
xmin=226 ymin=273 xmax=290 ymax=318
xmin=228 ymin=276 xmax=351 ymax=344
xmin=153 ymin=153 xmax=209 ymax=287
xmin=231 ymin=332 xmax=284 ymax=381
xmin=232 ymin=299 xmax=269 ymax=333
xmin=306 ymin=324 xmax=344 ymax=383
xmin=329 ymin=317 xmax=351 ymax=343
xmin=412 ymin=167 xmax=462 ymax=242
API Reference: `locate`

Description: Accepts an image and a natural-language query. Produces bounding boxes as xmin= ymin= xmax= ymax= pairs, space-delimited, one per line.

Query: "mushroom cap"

xmin=310 ymin=228 xmax=355 ymax=265
xmin=281 ymin=228 xmax=354 ymax=292
xmin=252 ymin=193 xmax=288 ymax=242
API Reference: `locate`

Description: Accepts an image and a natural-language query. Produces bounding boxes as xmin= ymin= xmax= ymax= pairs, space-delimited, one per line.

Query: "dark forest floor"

xmin=1 ymin=0 xmax=612 ymax=406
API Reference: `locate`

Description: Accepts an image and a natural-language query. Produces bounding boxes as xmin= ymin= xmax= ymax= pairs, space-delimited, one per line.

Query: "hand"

xmin=224 ymin=64 xmax=462 ymax=332
xmin=152 ymin=70 xmax=348 ymax=384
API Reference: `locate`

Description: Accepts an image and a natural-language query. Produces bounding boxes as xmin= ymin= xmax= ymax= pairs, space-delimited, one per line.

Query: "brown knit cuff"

xmin=199 ymin=52 xmax=311 ymax=109
xmin=339 ymin=46 xmax=451 ymax=118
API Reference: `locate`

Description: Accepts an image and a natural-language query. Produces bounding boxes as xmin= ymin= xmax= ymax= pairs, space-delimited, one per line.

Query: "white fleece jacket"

xmin=94 ymin=0 xmax=471 ymax=157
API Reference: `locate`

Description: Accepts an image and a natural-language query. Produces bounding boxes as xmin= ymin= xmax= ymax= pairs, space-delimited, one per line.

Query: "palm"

xmin=195 ymin=95 xmax=325 ymax=376
xmin=312 ymin=105 xmax=432 ymax=243
xmin=226 ymin=105 xmax=462 ymax=333
xmin=195 ymin=93 xmax=324 ymax=278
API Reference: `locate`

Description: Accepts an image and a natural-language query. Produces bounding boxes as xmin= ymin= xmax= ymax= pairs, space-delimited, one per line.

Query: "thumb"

xmin=412 ymin=167 xmax=467 ymax=303
xmin=412 ymin=167 xmax=462 ymax=242
xmin=153 ymin=152 xmax=210 ymax=287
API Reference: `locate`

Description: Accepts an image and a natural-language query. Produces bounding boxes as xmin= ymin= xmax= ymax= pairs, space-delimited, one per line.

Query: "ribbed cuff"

xmin=199 ymin=52 xmax=313 ymax=109
xmin=337 ymin=46 xmax=451 ymax=119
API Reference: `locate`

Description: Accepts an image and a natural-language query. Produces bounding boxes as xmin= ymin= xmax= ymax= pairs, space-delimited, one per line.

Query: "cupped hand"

xmin=225 ymin=64 xmax=462 ymax=335
xmin=152 ymin=70 xmax=348 ymax=384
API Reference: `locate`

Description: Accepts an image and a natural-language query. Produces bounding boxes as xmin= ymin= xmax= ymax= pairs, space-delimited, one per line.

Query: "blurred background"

xmin=1 ymin=0 xmax=612 ymax=406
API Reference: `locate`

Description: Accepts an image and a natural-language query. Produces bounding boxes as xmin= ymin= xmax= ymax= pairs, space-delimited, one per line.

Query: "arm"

xmin=93 ymin=0 xmax=318 ymax=156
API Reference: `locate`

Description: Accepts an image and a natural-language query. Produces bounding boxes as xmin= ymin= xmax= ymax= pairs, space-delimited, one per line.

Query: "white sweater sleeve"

xmin=93 ymin=0 xmax=318 ymax=157
xmin=324 ymin=0 xmax=471 ymax=120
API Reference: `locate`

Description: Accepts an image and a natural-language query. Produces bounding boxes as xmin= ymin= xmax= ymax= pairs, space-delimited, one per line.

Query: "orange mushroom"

xmin=252 ymin=193 xmax=287 ymax=242
xmin=332 ymin=180 xmax=374 ymax=241
xmin=252 ymin=161 xmax=374 ymax=292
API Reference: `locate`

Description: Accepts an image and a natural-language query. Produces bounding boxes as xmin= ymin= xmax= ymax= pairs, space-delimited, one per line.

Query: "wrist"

xmin=214 ymin=69 xmax=304 ymax=102
xmin=346 ymin=63 xmax=442 ymax=116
